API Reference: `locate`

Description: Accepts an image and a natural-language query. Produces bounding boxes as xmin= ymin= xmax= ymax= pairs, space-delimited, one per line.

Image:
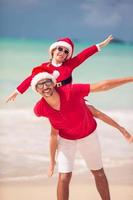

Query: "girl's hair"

xmin=47 ymin=58 xmax=52 ymax=67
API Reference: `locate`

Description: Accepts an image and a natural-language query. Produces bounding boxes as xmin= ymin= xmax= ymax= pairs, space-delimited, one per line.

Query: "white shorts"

xmin=57 ymin=131 xmax=103 ymax=173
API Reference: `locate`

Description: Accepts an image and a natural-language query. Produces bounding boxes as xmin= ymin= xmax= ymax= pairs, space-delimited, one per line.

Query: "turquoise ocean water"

xmin=0 ymin=38 xmax=133 ymax=109
xmin=0 ymin=38 xmax=133 ymax=182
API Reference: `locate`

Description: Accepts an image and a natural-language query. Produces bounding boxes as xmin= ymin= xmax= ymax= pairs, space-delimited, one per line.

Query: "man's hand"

xmin=48 ymin=160 xmax=56 ymax=177
xmin=119 ymin=127 xmax=133 ymax=144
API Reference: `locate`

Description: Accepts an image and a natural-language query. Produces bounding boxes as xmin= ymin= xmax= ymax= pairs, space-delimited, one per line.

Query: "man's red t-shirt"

xmin=34 ymin=84 xmax=97 ymax=140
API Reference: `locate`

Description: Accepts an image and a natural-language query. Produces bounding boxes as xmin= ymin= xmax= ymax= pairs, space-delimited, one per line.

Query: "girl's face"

xmin=52 ymin=46 xmax=69 ymax=64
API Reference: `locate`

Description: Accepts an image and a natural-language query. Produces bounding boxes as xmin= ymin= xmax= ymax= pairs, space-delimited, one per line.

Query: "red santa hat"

xmin=31 ymin=66 xmax=60 ymax=92
xmin=49 ymin=37 xmax=74 ymax=60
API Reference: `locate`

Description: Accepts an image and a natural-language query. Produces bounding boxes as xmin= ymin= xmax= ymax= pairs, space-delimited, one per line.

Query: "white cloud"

xmin=81 ymin=0 xmax=133 ymax=27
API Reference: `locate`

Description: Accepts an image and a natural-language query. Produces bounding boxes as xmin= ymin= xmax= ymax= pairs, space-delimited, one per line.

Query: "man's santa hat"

xmin=49 ymin=37 xmax=74 ymax=60
xmin=31 ymin=66 xmax=60 ymax=92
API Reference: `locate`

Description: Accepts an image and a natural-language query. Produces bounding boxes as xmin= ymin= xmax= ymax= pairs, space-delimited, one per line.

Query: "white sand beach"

xmin=0 ymin=165 xmax=133 ymax=200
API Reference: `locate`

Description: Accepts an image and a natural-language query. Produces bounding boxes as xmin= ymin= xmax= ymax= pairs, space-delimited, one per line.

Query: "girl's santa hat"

xmin=49 ymin=37 xmax=74 ymax=60
xmin=31 ymin=66 xmax=60 ymax=92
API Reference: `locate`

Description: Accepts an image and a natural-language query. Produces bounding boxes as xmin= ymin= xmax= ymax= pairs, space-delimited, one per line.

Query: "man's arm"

xmin=88 ymin=104 xmax=133 ymax=143
xmin=90 ymin=76 xmax=133 ymax=92
xmin=48 ymin=125 xmax=59 ymax=177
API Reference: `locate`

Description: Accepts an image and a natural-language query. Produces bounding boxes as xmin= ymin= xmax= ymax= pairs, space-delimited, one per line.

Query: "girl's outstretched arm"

xmin=98 ymin=35 xmax=113 ymax=48
xmin=6 ymin=90 xmax=19 ymax=103
xmin=6 ymin=75 xmax=32 ymax=103
xmin=69 ymin=35 xmax=113 ymax=69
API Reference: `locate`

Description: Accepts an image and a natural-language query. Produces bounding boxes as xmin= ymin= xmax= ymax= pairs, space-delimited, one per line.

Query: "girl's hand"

xmin=99 ymin=35 xmax=113 ymax=48
xmin=6 ymin=90 xmax=19 ymax=103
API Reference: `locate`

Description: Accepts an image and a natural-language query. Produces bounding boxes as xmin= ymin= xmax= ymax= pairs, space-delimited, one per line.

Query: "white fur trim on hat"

xmin=49 ymin=41 xmax=72 ymax=59
xmin=31 ymin=71 xmax=60 ymax=92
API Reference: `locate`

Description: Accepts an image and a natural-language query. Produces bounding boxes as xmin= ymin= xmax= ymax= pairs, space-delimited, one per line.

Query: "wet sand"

xmin=0 ymin=165 xmax=133 ymax=200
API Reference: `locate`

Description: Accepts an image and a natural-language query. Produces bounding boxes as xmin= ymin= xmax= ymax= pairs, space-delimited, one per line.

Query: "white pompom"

xmin=53 ymin=70 xmax=60 ymax=79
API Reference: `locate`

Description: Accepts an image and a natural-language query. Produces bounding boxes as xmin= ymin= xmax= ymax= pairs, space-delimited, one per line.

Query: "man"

xmin=31 ymin=69 xmax=133 ymax=200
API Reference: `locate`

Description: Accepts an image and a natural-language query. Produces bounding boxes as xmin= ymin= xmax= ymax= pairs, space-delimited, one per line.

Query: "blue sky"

xmin=0 ymin=0 xmax=133 ymax=42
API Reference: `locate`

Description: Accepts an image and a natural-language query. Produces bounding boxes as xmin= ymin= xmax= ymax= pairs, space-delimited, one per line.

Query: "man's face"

xmin=36 ymin=78 xmax=55 ymax=97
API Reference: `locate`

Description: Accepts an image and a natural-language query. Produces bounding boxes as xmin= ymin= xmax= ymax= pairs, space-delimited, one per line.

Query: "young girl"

xmin=6 ymin=35 xmax=113 ymax=101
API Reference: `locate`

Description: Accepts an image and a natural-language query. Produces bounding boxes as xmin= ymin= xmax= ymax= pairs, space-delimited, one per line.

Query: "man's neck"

xmin=43 ymin=90 xmax=61 ymax=111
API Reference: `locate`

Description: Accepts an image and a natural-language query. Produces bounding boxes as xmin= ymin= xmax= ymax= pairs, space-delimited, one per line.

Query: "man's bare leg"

xmin=91 ymin=168 xmax=111 ymax=200
xmin=57 ymin=172 xmax=72 ymax=200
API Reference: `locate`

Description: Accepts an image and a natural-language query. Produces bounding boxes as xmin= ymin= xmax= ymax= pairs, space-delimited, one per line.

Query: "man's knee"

xmin=58 ymin=172 xmax=72 ymax=184
xmin=91 ymin=168 xmax=106 ymax=178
